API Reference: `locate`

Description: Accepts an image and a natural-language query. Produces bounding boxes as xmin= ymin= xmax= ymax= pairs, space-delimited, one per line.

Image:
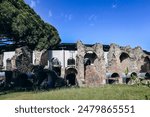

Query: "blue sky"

xmin=25 ymin=0 xmax=150 ymax=51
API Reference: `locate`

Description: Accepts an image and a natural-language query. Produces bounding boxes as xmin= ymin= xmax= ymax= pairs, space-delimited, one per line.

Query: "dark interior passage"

xmin=107 ymin=73 xmax=119 ymax=84
xmin=52 ymin=67 xmax=61 ymax=76
xmin=66 ymin=73 xmax=76 ymax=86
xmin=120 ymin=52 xmax=130 ymax=62
xmin=65 ymin=68 xmax=77 ymax=86
xmin=84 ymin=51 xmax=97 ymax=66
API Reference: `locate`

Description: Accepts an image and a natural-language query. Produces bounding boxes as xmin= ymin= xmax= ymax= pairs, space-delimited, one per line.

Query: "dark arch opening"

xmin=52 ymin=67 xmax=61 ymax=76
xmin=84 ymin=58 xmax=91 ymax=66
xmin=107 ymin=73 xmax=120 ymax=84
xmin=145 ymin=73 xmax=150 ymax=79
xmin=120 ymin=52 xmax=130 ymax=63
xmin=111 ymin=73 xmax=120 ymax=78
xmin=84 ymin=51 xmax=97 ymax=66
xmin=51 ymin=58 xmax=61 ymax=76
xmin=131 ymin=72 xmax=137 ymax=77
xmin=65 ymin=68 xmax=77 ymax=86
xmin=67 ymin=58 xmax=75 ymax=66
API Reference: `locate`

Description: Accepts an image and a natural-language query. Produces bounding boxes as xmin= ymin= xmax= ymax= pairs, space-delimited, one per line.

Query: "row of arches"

xmin=50 ymin=57 xmax=77 ymax=86
xmin=106 ymin=72 xmax=150 ymax=84
xmin=106 ymin=72 xmax=138 ymax=84
xmin=49 ymin=51 xmax=150 ymax=86
xmin=50 ymin=51 xmax=98 ymax=86
xmin=118 ymin=52 xmax=150 ymax=73
xmin=48 ymin=50 xmax=100 ymax=68
xmin=51 ymin=57 xmax=76 ymax=67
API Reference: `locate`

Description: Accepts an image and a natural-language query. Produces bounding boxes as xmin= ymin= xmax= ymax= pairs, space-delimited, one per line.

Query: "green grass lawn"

xmin=0 ymin=85 xmax=150 ymax=100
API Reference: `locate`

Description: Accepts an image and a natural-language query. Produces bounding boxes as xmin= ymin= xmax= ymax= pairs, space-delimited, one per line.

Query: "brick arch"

xmin=119 ymin=52 xmax=130 ymax=63
xmin=84 ymin=51 xmax=98 ymax=66
xmin=65 ymin=67 xmax=78 ymax=86
xmin=111 ymin=73 xmax=120 ymax=78
xmin=106 ymin=72 xmax=120 ymax=84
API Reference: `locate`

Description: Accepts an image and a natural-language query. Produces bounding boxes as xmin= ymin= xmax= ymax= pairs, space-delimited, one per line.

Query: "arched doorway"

xmin=51 ymin=57 xmax=61 ymax=76
xmin=65 ymin=68 xmax=77 ymax=86
xmin=84 ymin=51 xmax=97 ymax=66
xmin=120 ymin=52 xmax=130 ymax=63
xmin=84 ymin=51 xmax=100 ymax=85
xmin=107 ymin=73 xmax=120 ymax=84
xmin=120 ymin=52 xmax=130 ymax=72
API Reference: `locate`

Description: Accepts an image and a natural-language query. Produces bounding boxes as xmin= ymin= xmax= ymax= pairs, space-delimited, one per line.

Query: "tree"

xmin=0 ymin=0 xmax=61 ymax=50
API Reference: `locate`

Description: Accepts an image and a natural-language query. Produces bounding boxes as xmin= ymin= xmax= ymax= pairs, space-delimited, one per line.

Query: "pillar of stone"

xmin=33 ymin=49 xmax=47 ymax=66
xmin=76 ymin=41 xmax=85 ymax=86
xmin=94 ymin=43 xmax=106 ymax=85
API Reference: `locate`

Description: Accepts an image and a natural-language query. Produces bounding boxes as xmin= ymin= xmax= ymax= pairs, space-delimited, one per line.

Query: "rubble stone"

xmin=7 ymin=46 xmax=32 ymax=73
xmin=76 ymin=41 xmax=106 ymax=87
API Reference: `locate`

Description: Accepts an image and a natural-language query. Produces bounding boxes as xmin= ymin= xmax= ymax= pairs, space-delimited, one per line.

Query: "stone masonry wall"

xmin=76 ymin=41 xmax=106 ymax=87
xmin=107 ymin=44 xmax=150 ymax=76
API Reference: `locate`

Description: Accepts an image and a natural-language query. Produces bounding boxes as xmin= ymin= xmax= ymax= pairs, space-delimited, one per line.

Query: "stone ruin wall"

xmin=0 ymin=42 xmax=150 ymax=87
xmin=0 ymin=47 xmax=48 ymax=72
xmin=76 ymin=41 xmax=150 ymax=86
xmin=107 ymin=44 xmax=150 ymax=76
xmin=76 ymin=41 xmax=106 ymax=87
xmin=6 ymin=46 xmax=33 ymax=73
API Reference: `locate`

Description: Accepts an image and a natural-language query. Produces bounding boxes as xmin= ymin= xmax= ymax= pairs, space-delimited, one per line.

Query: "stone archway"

xmin=106 ymin=73 xmax=120 ymax=84
xmin=84 ymin=51 xmax=97 ymax=66
xmin=120 ymin=52 xmax=130 ymax=63
xmin=65 ymin=67 xmax=78 ymax=86
xmin=84 ymin=51 xmax=100 ymax=86
xmin=76 ymin=41 xmax=106 ymax=86
xmin=119 ymin=52 xmax=130 ymax=72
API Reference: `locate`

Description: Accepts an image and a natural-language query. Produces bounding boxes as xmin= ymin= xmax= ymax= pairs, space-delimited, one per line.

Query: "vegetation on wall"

xmin=0 ymin=0 xmax=61 ymax=50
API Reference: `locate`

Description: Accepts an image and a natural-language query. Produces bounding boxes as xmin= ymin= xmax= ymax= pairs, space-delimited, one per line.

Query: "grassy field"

xmin=0 ymin=85 xmax=150 ymax=100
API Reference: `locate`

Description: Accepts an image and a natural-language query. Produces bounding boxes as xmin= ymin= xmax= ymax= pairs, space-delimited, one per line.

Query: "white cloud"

xmin=68 ymin=14 xmax=72 ymax=21
xmin=89 ymin=23 xmax=95 ymax=26
xmin=112 ymin=4 xmax=117 ymax=8
xmin=88 ymin=14 xmax=97 ymax=21
xmin=30 ymin=0 xmax=36 ymax=8
xmin=112 ymin=0 xmax=118 ymax=8
xmin=88 ymin=14 xmax=97 ymax=26
xmin=26 ymin=0 xmax=40 ymax=8
xmin=61 ymin=13 xmax=73 ymax=21
xmin=48 ymin=10 xmax=53 ymax=17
